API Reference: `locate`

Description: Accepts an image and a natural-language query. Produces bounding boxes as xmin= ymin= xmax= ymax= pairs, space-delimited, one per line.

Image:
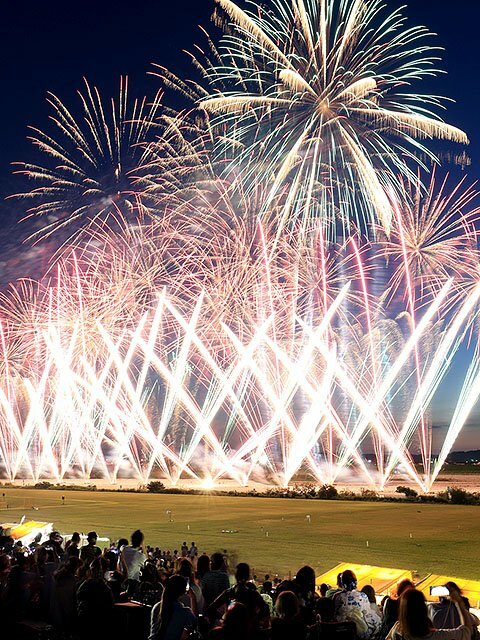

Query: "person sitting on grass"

xmin=387 ymin=587 xmax=472 ymax=640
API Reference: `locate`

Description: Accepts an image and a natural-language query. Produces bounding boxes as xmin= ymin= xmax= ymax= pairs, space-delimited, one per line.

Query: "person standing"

xmin=65 ymin=532 xmax=81 ymax=559
xmin=201 ymin=552 xmax=230 ymax=607
xmin=79 ymin=532 xmax=101 ymax=564
xmin=189 ymin=542 xmax=198 ymax=560
xmin=120 ymin=529 xmax=146 ymax=590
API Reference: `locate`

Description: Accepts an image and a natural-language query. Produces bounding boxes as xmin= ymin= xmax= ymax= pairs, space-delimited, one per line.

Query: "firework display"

xmin=1 ymin=0 xmax=479 ymax=490
xmin=12 ymin=77 xmax=163 ymax=243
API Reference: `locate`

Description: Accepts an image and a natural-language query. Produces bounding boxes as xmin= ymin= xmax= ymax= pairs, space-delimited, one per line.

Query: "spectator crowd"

xmin=0 ymin=528 xmax=478 ymax=640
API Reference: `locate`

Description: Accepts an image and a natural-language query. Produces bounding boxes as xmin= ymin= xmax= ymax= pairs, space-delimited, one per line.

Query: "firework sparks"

xmin=2 ymin=0 xmax=479 ymax=490
xmin=198 ymin=0 xmax=468 ymax=239
xmin=382 ymin=172 xmax=480 ymax=308
xmin=12 ymin=77 xmax=162 ymax=244
xmin=0 ymin=275 xmax=478 ymax=489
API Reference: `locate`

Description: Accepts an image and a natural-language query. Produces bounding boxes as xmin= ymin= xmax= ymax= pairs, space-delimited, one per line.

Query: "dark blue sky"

xmin=0 ymin=0 xmax=479 ymax=450
xmin=0 ymin=0 xmax=478 ymax=194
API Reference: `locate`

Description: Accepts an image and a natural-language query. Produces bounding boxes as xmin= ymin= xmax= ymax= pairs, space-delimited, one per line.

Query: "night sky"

xmin=1 ymin=0 xmax=478 ymax=195
xmin=0 ymin=0 xmax=479 ymax=450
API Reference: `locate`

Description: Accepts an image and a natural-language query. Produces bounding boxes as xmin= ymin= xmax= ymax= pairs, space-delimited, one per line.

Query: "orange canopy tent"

xmin=316 ymin=562 xmax=480 ymax=610
xmin=416 ymin=574 xmax=480 ymax=609
xmin=316 ymin=562 xmax=413 ymax=596
xmin=1 ymin=520 xmax=52 ymax=543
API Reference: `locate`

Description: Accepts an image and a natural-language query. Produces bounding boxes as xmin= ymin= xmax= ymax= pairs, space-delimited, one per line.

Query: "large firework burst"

xmin=12 ymin=77 xmax=162 ymax=244
xmin=198 ymin=0 xmax=468 ymax=239
xmin=381 ymin=172 xmax=480 ymax=311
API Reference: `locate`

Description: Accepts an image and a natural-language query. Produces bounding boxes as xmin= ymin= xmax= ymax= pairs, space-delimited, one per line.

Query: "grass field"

xmin=0 ymin=488 xmax=478 ymax=581
xmin=439 ymin=464 xmax=480 ymax=475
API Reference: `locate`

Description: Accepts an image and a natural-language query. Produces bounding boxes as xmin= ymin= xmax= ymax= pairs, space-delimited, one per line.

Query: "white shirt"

xmin=122 ymin=545 xmax=146 ymax=581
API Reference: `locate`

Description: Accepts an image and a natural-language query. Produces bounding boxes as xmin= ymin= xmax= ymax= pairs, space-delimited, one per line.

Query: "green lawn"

xmin=439 ymin=464 xmax=480 ymax=475
xmin=0 ymin=489 xmax=478 ymax=580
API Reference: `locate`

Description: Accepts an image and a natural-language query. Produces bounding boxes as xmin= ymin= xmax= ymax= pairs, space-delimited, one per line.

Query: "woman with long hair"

xmin=380 ymin=579 xmax=415 ymax=639
xmin=149 ymin=574 xmax=196 ymax=640
xmin=294 ymin=565 xmax=317 ymax=624
xmin=388 ymin=588 xmax=472 ymax=640
xmin=428 ymin=582 xmax=479 ymax=631
xmin=271 ymin=590 xmax=307 ymax=640
xmin=276 ymin=565 xmax=318 ymax=626
xmin=177 ymin=558 xmax=203 ymax=614
xmin=196 ymin=554 xmax=210 ymax=582
xmin=362 ymin=585 xmax=382 ymax=618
